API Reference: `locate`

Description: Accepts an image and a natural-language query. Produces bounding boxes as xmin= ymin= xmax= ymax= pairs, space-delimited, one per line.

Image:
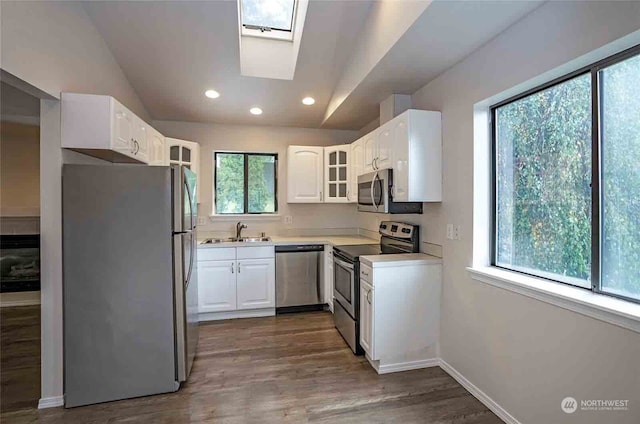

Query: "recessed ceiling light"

xmin=302 ymin=97 xmax=315 ymax=106
xmin=205 ymin=89 xmax=220 ymax=99
xmin=250 ymin=107 xmax=263 ymax=115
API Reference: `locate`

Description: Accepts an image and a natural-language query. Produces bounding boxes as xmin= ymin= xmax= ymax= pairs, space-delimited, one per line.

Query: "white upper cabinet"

xmin=132 ymin=116 xmax=149 ymax=163
xmin=376 ymin=124 xmax=393 ymax=170
xmin=112 ymin=99 xmax=134 ymax=156
xmin=357 ymin=109 xmax=441 ymax=203
xmin=166 ymin=137 xmax=201 ymax=191
xmin=324 ymin=145 xmax=350 ymax=203
xmin=350 ymin=139 xmax=364 ymax=203
xmin=391 ymin=110 xmax=442 ymax=202
xmin=287 ymin=146 xmax=324 ymax=203
xmin=62 ymin=93 xmax=150 ymax=164
xmin=363 ymin=129 xmax=378 ymax=173
xmin=147 ymin=126 xmax=166 ymax=166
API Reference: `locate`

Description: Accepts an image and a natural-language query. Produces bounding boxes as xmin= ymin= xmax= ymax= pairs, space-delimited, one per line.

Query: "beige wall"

xmin=358 ymin=2 xmax=640 ymax=423
xmin=1 ymin=121 xmax=40 ymax=216
xmin=153 ymin=120 xmax=361 ymax=237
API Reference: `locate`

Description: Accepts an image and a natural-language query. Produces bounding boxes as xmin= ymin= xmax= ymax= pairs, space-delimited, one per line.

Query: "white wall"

xmin=153 ymin=120 xmax=361 ymax=237
xmin=357 ymin=2 xmax=640 ymax=423
xmin=323 ymin=0 xmax=430 ymax=124
xmin=1 ymin=0 xmax=150 ymax=405
xmin=0 ymin=1 xmax=149 ymax=120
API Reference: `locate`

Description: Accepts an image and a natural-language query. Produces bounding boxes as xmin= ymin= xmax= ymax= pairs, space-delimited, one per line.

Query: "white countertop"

xmin=197 ymin=235 xmax=378 ymax=249
xmin=360 ymin=253 xmax=442 ymax=267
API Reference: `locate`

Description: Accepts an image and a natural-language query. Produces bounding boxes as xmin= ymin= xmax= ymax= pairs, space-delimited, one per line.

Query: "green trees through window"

xmin=493 ymin=46 xmax=640 ymax=302
xmin=601 ymin=53 xmax=640 ymax=300
xmin=215 ymin=152 xmax=277 ymax=214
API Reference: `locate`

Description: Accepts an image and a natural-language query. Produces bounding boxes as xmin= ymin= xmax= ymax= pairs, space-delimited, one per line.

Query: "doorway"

xmin=0 ymin=80 xmax=42 ymax=413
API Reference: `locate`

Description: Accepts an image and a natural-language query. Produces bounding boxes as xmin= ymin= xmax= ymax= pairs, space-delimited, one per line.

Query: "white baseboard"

xmin=0 ymin=291 xmax=40 ymax=307
xmin=38 ymin=396 xmax=64 ymax=409
xmin=199 ymin=308 xmax=275 ymax=322
xmin=439 ymin=359 xmax=520 ymax=424
xmin=366 ymin=355 xmax=440 ymax=374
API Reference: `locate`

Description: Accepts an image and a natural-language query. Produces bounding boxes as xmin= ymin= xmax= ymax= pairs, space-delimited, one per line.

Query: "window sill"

xmin=467 ymin=266 xmax=640 ymax=334
xmin=208 ymin=214 xmax=281 ymax=222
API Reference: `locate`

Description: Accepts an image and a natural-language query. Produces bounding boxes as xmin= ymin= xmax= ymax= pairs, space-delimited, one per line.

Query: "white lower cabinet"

xmin=324 ymin=245 xmax=334 ymax=309
xmin=198 ymin=246 xmax=275 ymax=321
xmin=198 ymin=260 xmax=237 ymax=313
xmin=236 ymin=259 xmax=275 ymax=310
xmin=359 ymin=280 xmax=374 ymax=357
xmin=359 ymin=258 xmax=442 ymax=374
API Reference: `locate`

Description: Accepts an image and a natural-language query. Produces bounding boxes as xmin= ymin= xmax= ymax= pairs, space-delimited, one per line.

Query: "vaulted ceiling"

xmin=83 ymin=0 xmax=542 ymax=130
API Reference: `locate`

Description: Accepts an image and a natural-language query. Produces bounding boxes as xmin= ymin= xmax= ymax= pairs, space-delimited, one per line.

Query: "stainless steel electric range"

xmin=332 ymin=221 xmax=420 ymax=354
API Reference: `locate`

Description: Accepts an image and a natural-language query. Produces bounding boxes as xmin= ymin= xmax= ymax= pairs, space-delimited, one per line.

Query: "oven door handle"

xmin=333 ymin=255 xmax=354 ymax=271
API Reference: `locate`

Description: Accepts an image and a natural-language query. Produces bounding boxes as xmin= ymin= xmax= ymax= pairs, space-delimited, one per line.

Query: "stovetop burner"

xmin=333 ymin=221 xmax=421 ymax=262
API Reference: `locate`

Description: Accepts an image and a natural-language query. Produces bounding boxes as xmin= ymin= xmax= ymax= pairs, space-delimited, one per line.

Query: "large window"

xmin=214 ymin=152 xmax=277 ymax=215
xmin=492 ymin=45 xmax=640 ymax=303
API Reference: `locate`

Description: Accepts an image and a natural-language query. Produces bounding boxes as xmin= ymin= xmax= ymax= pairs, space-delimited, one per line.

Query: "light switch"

xmin=284 ymin=216 xmax=293 ymax=225
xmin=196 ymin=216 xmax=207 ymax=226
xmin=446 ymin=224 xmax=454 ymax=240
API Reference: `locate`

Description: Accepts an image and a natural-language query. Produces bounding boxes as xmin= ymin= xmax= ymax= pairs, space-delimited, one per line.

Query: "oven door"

xmin=333 ymin=253 xmax=356 ymax=318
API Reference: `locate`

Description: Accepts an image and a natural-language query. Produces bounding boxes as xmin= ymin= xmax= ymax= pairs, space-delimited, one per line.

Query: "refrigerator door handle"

xmin=185 ymin=234 xmax=195 ymax=288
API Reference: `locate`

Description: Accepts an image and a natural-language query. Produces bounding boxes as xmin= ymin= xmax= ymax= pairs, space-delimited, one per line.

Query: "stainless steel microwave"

xmin=357 ymin=169 xmax=423 ymax=214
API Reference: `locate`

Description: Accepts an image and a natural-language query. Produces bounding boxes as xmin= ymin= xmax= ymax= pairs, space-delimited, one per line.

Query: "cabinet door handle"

xmin=366 ymin=289 xmax=372 ymax=304
xmin=362 ymin=271 xmax=369 ymax=277
xmin=231 ymin=263 xmax=234 ymax=274
xmin=320 ymin=191 xmax=323 ymax=202
xmin=237 ymin=263 xmax=241 ymax=273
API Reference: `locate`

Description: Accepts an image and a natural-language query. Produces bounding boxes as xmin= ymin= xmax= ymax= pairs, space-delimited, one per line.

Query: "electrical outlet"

xmin=283 ymin=215 xmax=293 ymax=225
xmin=197 ymin=216 xmax=207 ymax=226
xmin=454 ymin=225 xmax=461 ymax=240
xmin=446 ymin=224 xmax=454 ymax=240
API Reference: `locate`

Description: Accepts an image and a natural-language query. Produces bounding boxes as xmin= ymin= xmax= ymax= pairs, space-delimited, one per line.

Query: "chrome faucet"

xmin=236 ymin=221 xmax=247 ymax=239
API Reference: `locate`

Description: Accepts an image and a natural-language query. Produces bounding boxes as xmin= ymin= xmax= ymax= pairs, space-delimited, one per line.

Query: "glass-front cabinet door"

xmin=166 ymin=137 xmax=201 ymax=197
xmin=324 ymin=145 xmax=350 ymax=203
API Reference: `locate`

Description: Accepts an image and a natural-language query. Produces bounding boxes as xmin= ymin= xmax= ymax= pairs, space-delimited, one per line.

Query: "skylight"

xmin=241 ymin=0 xmax=295 ymax=33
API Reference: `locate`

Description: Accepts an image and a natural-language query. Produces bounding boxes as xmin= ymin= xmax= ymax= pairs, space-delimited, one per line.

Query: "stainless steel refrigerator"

xmin=63 ymin=164 xmax=199 ymax=407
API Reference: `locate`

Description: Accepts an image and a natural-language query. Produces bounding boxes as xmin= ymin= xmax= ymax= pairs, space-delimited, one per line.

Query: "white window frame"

xmin=469 ymin=38 xmax=640 ymax=334
xmin=211 ymin=150 xmax=279 ymax=217
xmin=238 ymin=0 xmax=297 ymax=42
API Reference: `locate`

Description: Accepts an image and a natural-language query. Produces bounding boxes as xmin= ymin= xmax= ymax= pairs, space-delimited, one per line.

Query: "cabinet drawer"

xmin=198 ymin=247 xmax=236 ymax=261
xmin=236 ymin=246 xmax=275 ymax=260
xmin=360 ymin=263 xmax=373 ymax=283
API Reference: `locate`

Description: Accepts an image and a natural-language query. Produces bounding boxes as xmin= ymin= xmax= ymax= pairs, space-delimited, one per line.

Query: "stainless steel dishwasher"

xmin=275 ymin=245 xmax=325 ymax=313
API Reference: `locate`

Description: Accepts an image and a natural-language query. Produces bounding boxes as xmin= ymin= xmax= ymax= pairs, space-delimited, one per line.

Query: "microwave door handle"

xmin=370 ymin=174 xmax=377 ymax=210
xmin=373 ymin=173 xmax=381 ymax=211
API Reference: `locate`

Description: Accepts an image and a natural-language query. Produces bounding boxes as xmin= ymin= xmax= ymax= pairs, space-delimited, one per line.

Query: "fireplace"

xmin=0 ymin=234 xmax=40 ymax=292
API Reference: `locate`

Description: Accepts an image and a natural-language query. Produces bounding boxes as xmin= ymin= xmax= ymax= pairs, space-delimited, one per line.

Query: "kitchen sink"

xmin=200 ymin=237 xmax=271 ymax=244
xmin=240 ymin=237 xmax=271 ymax=243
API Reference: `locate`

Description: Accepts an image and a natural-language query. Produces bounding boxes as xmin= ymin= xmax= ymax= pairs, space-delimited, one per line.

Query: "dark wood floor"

xmin=1 ymin=305 xmax=41 ymax=415
xmin=1 ymin=310 xmax=501 ymax=423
